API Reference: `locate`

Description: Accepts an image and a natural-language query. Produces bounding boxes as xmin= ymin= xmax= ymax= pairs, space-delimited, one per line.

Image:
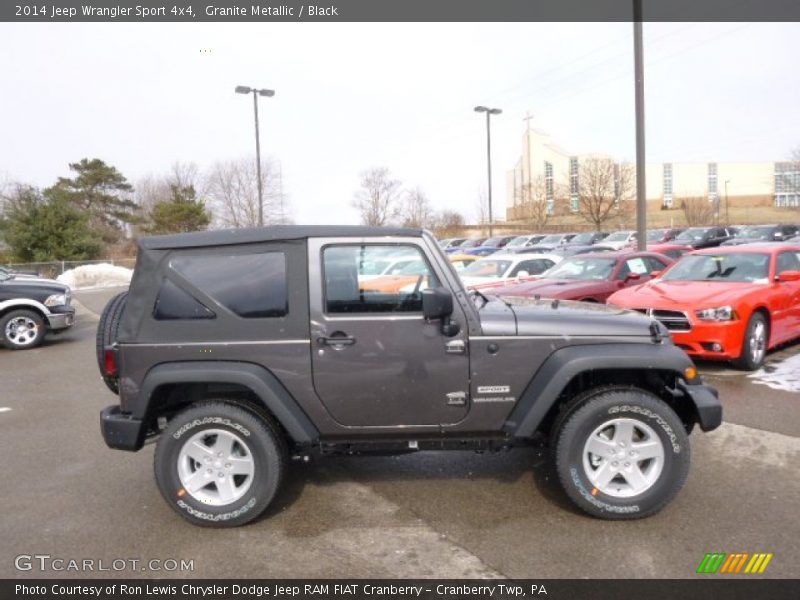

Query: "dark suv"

xmin=98 ymin=226 xmax=721 ymax=527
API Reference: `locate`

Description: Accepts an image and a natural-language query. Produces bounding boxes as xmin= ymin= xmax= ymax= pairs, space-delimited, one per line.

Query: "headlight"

xmin=44 ymin=293 xmax=67 ymax=307
xmin=695 ymin=306 xmax=737 ymax=321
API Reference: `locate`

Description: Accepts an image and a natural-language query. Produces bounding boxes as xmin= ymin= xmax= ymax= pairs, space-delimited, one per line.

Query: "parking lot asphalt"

xmin=2 ymin=286 xmax=799 ymax=579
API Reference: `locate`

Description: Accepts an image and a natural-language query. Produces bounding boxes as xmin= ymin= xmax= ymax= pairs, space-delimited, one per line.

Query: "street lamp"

xmin=474 ymin=106 xmax=502 ymax=236
xmin=725 ymin=180 xmax=730 ymax=225
xmin=236 ymin=85 xmax=275 ymax=227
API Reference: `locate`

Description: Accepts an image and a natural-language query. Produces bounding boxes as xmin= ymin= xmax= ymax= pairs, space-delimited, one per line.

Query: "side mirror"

xmin=422 ymin=287 xmax=454 ymax=320
xmin=516 ymin=270 xmax=530 ymax=279
xmin=777 ymin=270 xmax=800 ymax=282
xmin=422 ymin=288 xmax=460 ymax=337
xmin=650 ymin=270 xmax=662 ymax=279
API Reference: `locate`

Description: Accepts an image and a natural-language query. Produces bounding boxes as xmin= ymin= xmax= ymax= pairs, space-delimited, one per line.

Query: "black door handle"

xmin=317 ymin=334 xmax=356 ymax=346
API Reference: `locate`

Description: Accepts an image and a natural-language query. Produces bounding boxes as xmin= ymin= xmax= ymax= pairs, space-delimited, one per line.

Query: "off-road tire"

xmin=95 ymin=291 xmax=128 ymax=393
xmin=154 ymin=401 xmax=287 ymax=528
xmin=0 ymin=309 xmax=46 ymax=350
xmin=732 ymin=312 xmax=769 ymax=371
xmin=554 ymin=387 xmax=690 ymax=520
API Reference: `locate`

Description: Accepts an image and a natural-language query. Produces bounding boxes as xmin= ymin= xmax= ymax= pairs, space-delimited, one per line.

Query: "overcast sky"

xmin=1 ymin=22 xmax=798 ymax=224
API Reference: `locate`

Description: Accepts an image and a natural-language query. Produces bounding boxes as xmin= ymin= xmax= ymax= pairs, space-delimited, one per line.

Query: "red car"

xmin=490 ymin=251 xmax=673 ymax=303
xmin=608 ymin=244 xmax=800 ymax=370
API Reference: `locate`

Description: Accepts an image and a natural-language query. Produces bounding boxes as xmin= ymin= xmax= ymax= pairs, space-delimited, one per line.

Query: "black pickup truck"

xmin=97 ymin=226 xmax=721 ymax=527
xmin=0 ymin=270 xmax=75 ymax=349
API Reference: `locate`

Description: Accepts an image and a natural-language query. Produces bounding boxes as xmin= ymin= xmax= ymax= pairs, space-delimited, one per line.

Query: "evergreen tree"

xmin=0 ymin=186 xmax=103 ymax=261
xmin=47 ymin=158 xmax=139 ymax=242
xmin=146 ymin=185 xmax=211 ymax=235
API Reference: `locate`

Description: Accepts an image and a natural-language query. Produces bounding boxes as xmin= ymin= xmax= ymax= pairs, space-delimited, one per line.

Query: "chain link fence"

xmin=4 ymin=258 xmax=136 ymax=280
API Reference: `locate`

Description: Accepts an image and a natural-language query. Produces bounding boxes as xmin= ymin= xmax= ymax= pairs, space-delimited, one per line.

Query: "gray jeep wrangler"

xmin=98 ymin=226 xmax=721 ymax=527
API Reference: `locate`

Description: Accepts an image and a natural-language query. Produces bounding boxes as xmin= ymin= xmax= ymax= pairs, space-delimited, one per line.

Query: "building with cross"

xmin=505 ymin=120 xmax=799 ymax=223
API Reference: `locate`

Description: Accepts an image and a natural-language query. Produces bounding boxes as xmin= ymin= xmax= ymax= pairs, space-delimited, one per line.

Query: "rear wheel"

xmin=1 ymin=309 xmax=46 ymax=350
xmin=554 ymin=387 xmax=690 ymax=520
xmin=95 ymin=291 xmax=127 ymax=393
xmin=733 ymin=312 xmax=768 ymax=371
xmin=154 ymin=401 xmax=287 ymax=527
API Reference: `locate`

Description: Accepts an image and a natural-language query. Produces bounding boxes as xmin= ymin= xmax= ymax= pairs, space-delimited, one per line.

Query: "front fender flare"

xmin=503 ymin=343 xmax=710 ymax=438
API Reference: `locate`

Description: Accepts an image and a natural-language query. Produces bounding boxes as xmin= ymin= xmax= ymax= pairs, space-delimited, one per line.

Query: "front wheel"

xmin=733 ymin=312 xmax=768 ymax=371
xmin=154 ymin=401 xmax=287 ymax=527
xmin=554 ymin=387 xmax=690 ymax=520
xmin=1 ymin=309 xmax=46 ymax=350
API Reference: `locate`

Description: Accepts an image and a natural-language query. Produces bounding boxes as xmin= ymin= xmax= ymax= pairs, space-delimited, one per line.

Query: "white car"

xmin=601 ymin=230 xmax=637 ymax=250
xmin=357 ymin=253 xmax=421 ymax=281
xmin=460 ymin=253 xmax=563 ymax=289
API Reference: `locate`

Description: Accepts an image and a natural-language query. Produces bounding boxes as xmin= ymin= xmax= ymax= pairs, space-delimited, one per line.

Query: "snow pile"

xmin=57 ymin=263 xmax=133 ymax=290
xmin=748 ymin=354 xmax=800 ymax=393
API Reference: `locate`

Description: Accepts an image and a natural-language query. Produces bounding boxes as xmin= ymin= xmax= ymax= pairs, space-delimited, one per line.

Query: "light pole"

xmin=474 ymin=106 xmax=502 ymax=236
xmin=725 ymin=180 xmax=730 ymax=225
xmin=633 ymin=0 xmax=647 ymax=251
xmin=235 ymin=85 xmax=275 ymax=227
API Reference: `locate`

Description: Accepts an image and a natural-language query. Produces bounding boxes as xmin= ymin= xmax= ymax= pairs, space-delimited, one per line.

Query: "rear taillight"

xmin=104 ymin=347 xmax=118 ymax=377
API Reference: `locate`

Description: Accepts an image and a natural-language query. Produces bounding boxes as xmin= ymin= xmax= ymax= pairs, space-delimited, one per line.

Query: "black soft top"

xmin=138 ymin=225 xmax=425 ymax=250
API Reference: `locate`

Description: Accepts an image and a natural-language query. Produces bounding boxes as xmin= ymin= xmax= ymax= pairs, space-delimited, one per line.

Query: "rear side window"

xmin=155 ymin=252 xmax=288 ymax=320
xmin=153 ymin=279 xmax=215 ymax=320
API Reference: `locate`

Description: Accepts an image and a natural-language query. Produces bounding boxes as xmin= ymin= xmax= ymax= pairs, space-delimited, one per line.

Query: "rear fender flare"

xmin=137 ymin=361 xmax=318 ymax=444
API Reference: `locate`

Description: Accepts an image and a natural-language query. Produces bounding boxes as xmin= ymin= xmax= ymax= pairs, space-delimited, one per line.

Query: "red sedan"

xmin=608 ymin=244 xmax=800 ymax=370
xmin=490 ymin=251 xmax=673 ymax=303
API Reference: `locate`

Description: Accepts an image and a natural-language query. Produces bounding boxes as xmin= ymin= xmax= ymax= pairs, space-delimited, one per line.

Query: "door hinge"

xmin=445 ymin=339 xmax=466 ymax=354
xmin=446 ymin=391 xmax=467 ymax=406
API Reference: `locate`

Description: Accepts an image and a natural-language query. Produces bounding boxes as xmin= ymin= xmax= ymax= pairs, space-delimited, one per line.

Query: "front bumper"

xmin=100 ymin=405 xmax=147 ymax=451
xmin=46 ymin=306 xmax=76 ymax=331
xmin=679 ymin=381 xmax=722 ymax=432
xmin=671 ymin=320 xmax=746 ymax=360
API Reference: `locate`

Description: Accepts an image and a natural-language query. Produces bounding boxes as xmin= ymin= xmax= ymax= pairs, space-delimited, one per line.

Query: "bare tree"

xmin=474 ymin=189 xmax=489 ymax=231
xmin=352 ymin=167 xmax=402 ymax=226
xmin=514 ymin=174 xmax=552 ymax=230
xmin=681 ymin=196 xmax=715 ymax=226
xmin=205 ymin=158 xmax=288 ymax=228
xmin=577 ymin=158 xmax=634 ymax=230
xmin=430 ymin=209 xmax=465 ymax=238
xmin=135 ymin=162 xmax=205 ymax=214
xmin=401 ymin=187 xmax=434 ymax=228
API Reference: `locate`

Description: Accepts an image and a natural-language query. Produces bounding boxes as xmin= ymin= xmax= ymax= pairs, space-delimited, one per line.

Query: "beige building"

xmin=506 ymin=126 xmax=800 ymax=222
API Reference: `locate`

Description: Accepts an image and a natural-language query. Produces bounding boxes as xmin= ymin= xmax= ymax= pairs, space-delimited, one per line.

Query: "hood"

xmin=0 ymin=277 xmax=70 ymax=303
xmin=479 ymin=296 xmax=655 ymax=338
xmin=722 ymin=237 xmax=767 ymax=246
xmin=462 ymin=275 xmax=505 ymax=288
xmin=494 ymin=278 xmax=609 ymax=300
xmin=610 ymin=279 xmax=766 ymax=309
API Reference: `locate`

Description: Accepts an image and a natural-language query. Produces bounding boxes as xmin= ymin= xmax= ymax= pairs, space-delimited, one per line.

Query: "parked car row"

xmin=462 ymin=242 xmax=800 ymax=371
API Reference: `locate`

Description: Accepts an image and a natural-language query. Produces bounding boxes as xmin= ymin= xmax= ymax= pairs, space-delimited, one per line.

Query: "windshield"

xmin=647 ymin=229 xmax=666 ymax=241
xmin=605 ymin=231 xmax=632 ymax=242
xmin=482 ymin=237 xmax=504 ymax=247
xmin=734 ymin=226 xmax=774 ymax=240
xmin=675 ymin=228 xmax=710 ymax=241
xmin=544 ymin=257 xmax=617 ymax=280
xmin=540 ymin=234 xmax=563 ymax=244
xmin=462 ymin=259 xmax=513 ymax=278
xmin=507 ymin=236 xmax=529 ymax=247
xmin=394 ymin=260 xmax=429 ymax=276
xmin=569 ymin=232 xmax=595 ymax=244
xmin=460 ymin=239 xmax=482 ymax=248
xmin=662 ymin=253 xmax=770 ymax=283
